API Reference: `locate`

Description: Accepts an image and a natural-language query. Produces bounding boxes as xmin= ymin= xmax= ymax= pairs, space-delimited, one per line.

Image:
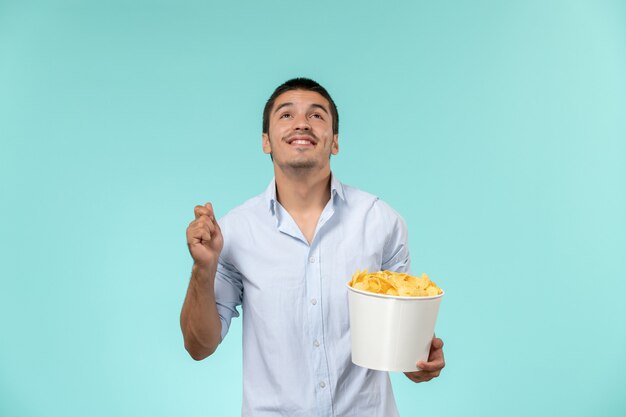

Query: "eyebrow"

xmin=273 ymin=102 xmax=330 ymax=115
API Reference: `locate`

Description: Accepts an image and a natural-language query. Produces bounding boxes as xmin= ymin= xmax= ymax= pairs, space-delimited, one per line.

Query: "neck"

xmin=274 ymin=166 xmax=332 ymax=215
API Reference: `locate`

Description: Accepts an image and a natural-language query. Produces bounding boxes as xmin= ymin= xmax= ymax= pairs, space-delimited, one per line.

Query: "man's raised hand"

xmin=186 ymin=203 xmax=223 ymax=269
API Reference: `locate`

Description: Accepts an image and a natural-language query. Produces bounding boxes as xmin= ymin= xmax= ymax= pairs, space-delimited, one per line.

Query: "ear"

xmin=331 ymin=134 xmax=339 ymax=155
xmin=262 ymin=133 xmax=272 ymax=154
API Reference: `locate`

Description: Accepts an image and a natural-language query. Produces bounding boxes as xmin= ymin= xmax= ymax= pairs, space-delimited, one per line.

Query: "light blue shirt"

xmin=215 ymin=174 xmax=411 ymax=417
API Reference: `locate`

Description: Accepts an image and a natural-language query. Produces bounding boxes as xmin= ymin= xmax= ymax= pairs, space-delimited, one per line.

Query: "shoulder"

xmin=218 ymin=192 xmax=267 ymax=230
xmin=341 ymin=181 xmax=404 ymax=223
xmin=215 ymin=192 xmax=269 ymax=264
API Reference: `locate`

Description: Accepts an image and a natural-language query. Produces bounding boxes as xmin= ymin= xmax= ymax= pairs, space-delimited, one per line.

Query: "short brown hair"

xmin=262 ymin=78 xmax=339 ymax=135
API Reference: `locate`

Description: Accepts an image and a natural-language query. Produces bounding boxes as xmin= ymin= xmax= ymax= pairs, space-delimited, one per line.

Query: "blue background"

xmin=1 ymin=1 xmax=625 ymax=416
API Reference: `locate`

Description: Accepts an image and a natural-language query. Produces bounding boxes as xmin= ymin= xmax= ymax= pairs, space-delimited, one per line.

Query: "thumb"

xmin=432 ymin=337 xmax=444 ymax=349
xmin=204 ymin=202 xmax=215 ymax=218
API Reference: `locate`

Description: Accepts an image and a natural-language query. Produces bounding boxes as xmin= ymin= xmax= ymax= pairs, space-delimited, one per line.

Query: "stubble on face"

xmin=263 ymin=89 xmax=337 ymax=175
xmin=268 ymin=133 xmax=321 ymax=171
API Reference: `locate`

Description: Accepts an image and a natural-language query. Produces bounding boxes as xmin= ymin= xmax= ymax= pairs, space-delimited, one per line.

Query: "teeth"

xmin=292 ymin=139 xmax=312 ymax=145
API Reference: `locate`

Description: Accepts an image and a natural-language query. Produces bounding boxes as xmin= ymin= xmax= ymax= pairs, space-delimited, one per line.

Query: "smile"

xmin=286 ymin=135 xmax=317 ymax=146
xmin=291 ymin=139 xmax=314 ymax=145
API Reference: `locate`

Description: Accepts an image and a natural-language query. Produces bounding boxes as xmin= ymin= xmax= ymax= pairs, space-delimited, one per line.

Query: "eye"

xmin=311 ymin=113 xmax=323 ymax=120
xmin=279 ymin=112 xmax=292 ymax=119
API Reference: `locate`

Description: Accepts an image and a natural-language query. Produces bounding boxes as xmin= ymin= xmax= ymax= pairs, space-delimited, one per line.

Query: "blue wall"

xmin=1 ymin=1 xmax=625 ymax=416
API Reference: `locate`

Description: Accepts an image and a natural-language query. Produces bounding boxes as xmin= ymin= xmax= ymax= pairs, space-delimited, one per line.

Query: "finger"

xmin=416 ymin=356 xmax=445 ymax=372
xmin=419 ymin=337 xmax=445 ymax=367
xmin=188 ymin=218 xmax=216 ymax=240
xmin=194 ymin=218 xmax=216 ymax=237
xmin=408 ymin=374 xmax=430 ymax=383
xmin=429 ymin=342 xmax=444 ymax=361
xmin=404 ymin=371 xmax=435 ymax=383
xmin=203 ymin=204 xmax=222 ymax=237
xmin=198 ymin=228 xmax=211 ymax=244
xmin=431 ymin=337 xmax=444 ymax=350
xmin=204 ymin=202 xmax=216 ymax=220
xmin=188 ymin=216 xmax=214 ymax=232
xmin=194 ymin=205 xmax=210 ymax=219
xmin=410 ymin=368 xmax=440 ymax=378
xmin=211 ymin=216 xmax=222 ymax=236
xmin=417 ymin=346 xmax=445 ymax=370
xmin=420 ymin=373 xmax=437 ymax=382
xmin=187 ymin=224 xmax=211 ymax=244
xmin=187 ymin=225 xmax=211 ymax=245
xmin=404 ymin=372 xmax=420 ymax=382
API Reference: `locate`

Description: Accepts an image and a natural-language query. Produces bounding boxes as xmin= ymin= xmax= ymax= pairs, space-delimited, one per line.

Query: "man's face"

xmin=262 ymin=89 xmax=338 ymax=172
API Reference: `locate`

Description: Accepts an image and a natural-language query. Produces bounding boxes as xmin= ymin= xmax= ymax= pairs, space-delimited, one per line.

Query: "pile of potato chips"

xmin=349 ymin=270 xmax=443 ymax=297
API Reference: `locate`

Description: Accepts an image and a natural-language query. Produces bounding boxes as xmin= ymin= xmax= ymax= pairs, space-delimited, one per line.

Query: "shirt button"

xmin=309 ymin=256 xmax=316 ymax=263
xmin=319 ymin=381 xmax=326 ymax=389
xmin=310 ymin=298 xmax=317 ymax=305
xmin=313 ymin=339 xmax=320 ymax=347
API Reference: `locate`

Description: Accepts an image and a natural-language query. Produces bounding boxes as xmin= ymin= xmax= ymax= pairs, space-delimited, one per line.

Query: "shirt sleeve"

xmin=215 ymin=256 xmax=244 ymax=341
xmin=379 ymin=202 xmax=411 ymax=274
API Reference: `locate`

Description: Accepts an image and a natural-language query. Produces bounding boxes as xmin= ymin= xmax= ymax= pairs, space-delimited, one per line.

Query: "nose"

xmin=293 ymin=113 xmax=310 ymax=131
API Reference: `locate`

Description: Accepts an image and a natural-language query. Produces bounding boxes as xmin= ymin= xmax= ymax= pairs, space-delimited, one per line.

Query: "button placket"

xmin=306 ymin=243 xmax=332 ymax=412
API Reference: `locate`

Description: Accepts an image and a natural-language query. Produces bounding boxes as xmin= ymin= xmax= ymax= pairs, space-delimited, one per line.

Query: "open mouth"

xmin=286 ymin=135 xmax=317 ymax=146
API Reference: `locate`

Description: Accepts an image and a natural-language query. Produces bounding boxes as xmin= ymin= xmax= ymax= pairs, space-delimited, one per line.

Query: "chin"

xmin=286 ymin=160 xmax=318 ymax=169
xmin=275 ymin=157 xmax=319 ymax=170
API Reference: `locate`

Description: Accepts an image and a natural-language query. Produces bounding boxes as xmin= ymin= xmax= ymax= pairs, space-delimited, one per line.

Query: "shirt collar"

xmin=266 ymin=178 xmax=278 ymax=215
xmin=330 ymin=172 xmax=346 ymax=203
xmin=266 ymin=172 xmax=346 ymax=216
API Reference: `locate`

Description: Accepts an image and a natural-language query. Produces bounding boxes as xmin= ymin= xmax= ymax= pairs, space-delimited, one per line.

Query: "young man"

xmin=181 ymin=78 xmax=445 ymax=416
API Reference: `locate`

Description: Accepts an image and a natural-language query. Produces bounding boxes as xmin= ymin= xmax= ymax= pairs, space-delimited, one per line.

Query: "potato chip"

xmin=348 ymin=270 xmax=442 ymax=297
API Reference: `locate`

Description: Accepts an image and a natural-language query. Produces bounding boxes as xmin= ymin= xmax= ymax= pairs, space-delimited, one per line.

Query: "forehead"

xmin=272 ymin=89 xmax=330 ymax=111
